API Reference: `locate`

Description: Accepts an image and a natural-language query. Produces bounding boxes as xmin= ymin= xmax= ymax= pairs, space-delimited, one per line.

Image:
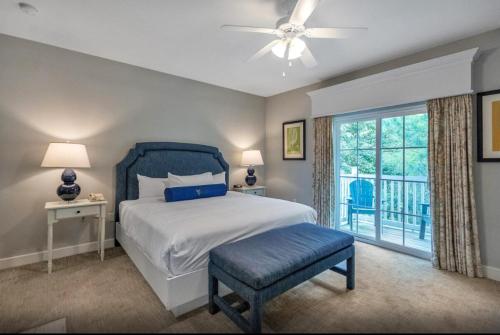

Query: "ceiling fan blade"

xmin=300 ymin=44 xmax=318 ymax=68
xmin=305 ymin=27 xmax=368 ymax=39
xmin=289 ymin=0 xmax=320 ymax=26
xmin=247 ymin=40 xmax=280 ymax=62
xmin=221 ymin=25 xmax=277 ymax=35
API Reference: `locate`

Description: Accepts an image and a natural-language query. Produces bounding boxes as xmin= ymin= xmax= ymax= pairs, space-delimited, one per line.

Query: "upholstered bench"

xmin=208 ymin=223 xmax=355 ymax=333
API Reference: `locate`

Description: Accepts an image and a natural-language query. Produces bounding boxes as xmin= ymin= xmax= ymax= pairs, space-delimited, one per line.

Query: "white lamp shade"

xmin=41 ymin=143 xmax=91 ymax=168
xmin=241 ymin=150 xmax=264 ymax=166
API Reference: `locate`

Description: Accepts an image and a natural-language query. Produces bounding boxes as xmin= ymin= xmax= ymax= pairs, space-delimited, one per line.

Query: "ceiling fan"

xmin=221 ymin=0 xmax=367 ymax=68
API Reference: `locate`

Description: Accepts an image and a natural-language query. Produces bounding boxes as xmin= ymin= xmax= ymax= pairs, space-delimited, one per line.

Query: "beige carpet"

xmin=1 ymin=242 xmax=499 ymax=333
xmin=21 ymin=318 xmax=67 ymax=333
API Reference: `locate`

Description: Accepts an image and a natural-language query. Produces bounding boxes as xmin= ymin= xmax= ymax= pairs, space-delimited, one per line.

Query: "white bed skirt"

xmin=115 ymin=222 xmax=231 ymax=317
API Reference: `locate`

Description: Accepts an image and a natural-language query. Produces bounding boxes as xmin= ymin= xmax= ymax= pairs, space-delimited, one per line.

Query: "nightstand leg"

xmin=100 ymin=207 xmax=105 ymax=261
xmin=96 ymin=217 xmax=101 ymax=256
xmin=47 ymin=211 xmax=56 ymax=274
xmin=48 ymin=222 xmax=53 ymax=274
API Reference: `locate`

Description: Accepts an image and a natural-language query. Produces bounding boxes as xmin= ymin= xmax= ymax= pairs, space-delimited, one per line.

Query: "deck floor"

xmin=339 ymin=216 xmax=431 ymax=252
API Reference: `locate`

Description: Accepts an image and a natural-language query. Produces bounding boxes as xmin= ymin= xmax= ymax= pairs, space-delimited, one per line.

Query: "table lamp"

xmin=241 ymin=150 xmax=264 ymax=186
xmin=41 ymin=142 xmax=91 ymax=201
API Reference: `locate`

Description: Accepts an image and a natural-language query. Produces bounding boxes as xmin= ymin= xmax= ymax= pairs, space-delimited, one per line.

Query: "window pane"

xmin=349 ymin=178 xmax=376 ymax=209
xmin=404 ymin=215 xmax=431 ymax=251
xmin=380 ymin=179 xmax=404 ymax=213
xmin=381 ymin=149 xmax=403 ymax=176
xmin=340 ymin=122 xmax=357 ymax=150
xmin=338 ymin=204 xmax=355 ymax=233
xmin=344 ymin=178 xmax=376 ymax=238
xmin=340 ymin=150 xmax=357 ymax=176
xmin=358 ymin=120 xmax=376 ymax=149
xmin=405 ymin=148 xmax=428 ymax=178
xmin=403 ymin=181 xmax=430 ymax=216
xmin=405 ymin=113 xmax=428 ymax=147
xmin=339 ymin=176 xmax=356 ymax=204
xmin=381 ymin=210 xmax=403 ymax=245
xmin=357 ymin=211 xmax=375 ymax=238
xmin=358 ymin=149 xmax=376 ymax=175
xmin=381 ymin=116 xmax=403 ymax=148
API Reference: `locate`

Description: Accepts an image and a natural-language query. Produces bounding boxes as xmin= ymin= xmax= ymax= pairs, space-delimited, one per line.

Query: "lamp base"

xmin=57 ymin=168 xmax=81 ymax=201
xmin=245 ymin=167 xmax=257 ymax=186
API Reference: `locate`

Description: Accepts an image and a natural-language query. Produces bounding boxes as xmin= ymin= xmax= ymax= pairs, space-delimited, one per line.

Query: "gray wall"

xmin=0 ymin=34 xmax=265 ymax=259
xmin=265 ymin=28 xmax=500 ymax=269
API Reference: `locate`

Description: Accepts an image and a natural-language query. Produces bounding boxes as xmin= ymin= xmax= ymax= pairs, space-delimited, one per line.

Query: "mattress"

xmin=119 ymin=191 xmax=317 ymax=277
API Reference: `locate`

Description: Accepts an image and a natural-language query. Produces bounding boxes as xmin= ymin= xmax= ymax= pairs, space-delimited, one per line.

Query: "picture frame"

xmin=478 ymin=89 xmax=500 ymax=162
xmin=283 ymin=119 xmax=306 ymax=160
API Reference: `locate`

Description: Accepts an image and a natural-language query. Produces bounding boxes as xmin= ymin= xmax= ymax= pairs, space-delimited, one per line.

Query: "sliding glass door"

xmin=334 ymin=103 xmax=431 ymax=258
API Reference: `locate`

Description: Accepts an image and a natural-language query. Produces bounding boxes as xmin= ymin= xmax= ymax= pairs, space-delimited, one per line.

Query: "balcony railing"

xmin=338 ymin=174 xmax=430 ymax=232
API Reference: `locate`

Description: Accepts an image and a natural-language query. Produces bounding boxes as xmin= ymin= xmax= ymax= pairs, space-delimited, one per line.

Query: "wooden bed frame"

xmin=114 ymin=142 xmax=232 ymax=316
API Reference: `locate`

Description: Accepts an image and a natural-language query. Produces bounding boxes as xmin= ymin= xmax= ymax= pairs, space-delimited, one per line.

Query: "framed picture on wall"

xmin=283 ymin=119 xmax=306 ymax=160
xmin=478 ymin=89 xmax=500 ymax=162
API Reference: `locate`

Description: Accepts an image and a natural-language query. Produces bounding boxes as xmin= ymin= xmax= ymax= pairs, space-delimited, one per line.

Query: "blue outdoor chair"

xmin=347 ymin=179 xmax=375 ymax=230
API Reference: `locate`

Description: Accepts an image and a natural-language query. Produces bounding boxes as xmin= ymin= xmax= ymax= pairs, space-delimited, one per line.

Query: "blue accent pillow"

xmin=164 ymin=183 xmax=227 ymax=202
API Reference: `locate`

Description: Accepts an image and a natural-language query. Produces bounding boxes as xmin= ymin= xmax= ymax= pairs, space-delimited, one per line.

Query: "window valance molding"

xmin=307 ymin=48 xmax=479 ymax=117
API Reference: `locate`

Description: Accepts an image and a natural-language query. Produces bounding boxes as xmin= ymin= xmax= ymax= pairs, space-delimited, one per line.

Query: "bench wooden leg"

xmin=346 ymin=252 xmax=355 ymax=290
xmin=208 ymin=273 xmax=220 ymax=314
xmin=249 ymin=293 xmax=263 ymax=333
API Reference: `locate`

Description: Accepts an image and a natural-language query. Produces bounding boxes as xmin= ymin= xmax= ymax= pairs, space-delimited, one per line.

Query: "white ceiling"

xmin=1 ymin=0 xmax=500 ymax=97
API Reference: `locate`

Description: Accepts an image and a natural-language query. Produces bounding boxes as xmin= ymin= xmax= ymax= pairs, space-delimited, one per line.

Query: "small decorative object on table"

xmin=241 ymin=150 xmax=264 ymax=186
xmin=477 ymin=89 xmax=500 ymax=162
xmin=283 ymin=119 xmax=306 ymax=160
xmin=88 ymin=193 xmax=105 ymax=201
xmin=41 ymin=142 xmax=91 ymax=201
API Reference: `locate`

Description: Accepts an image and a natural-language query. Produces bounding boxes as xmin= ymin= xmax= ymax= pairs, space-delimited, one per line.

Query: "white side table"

xmin=232 ymin=185 xmax=266 ymax=197
xmin=45 ymin=199 xmax=107 ymax=274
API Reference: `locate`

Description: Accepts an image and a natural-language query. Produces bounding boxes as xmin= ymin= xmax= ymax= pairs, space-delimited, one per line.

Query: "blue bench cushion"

xmin=209 ymin=223 xmax=354 ymax=290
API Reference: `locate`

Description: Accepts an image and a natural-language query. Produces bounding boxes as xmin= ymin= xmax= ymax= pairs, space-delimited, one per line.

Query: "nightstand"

xmin=233 ymin=185 xmax=266 ymax=197
xmin=45 ymin=199 xmax=107 ymax=274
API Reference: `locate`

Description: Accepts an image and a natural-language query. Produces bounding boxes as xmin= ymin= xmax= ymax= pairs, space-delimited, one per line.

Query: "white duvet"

xmin=119 ymin=191 xmax=317 ymax=277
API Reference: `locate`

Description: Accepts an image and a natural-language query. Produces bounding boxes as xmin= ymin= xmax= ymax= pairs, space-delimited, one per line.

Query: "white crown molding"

xmin=0 ymin=239 xmax=114 ymax=271
xmin=308 ymin=48 xmax=479 ymax=117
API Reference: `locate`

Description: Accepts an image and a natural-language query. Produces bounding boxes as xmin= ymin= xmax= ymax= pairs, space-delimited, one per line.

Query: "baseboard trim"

xmin=0 ymin=239 xmax=115 ymax=271
xmin=3 ymin=239 xmax=498 ymax=282
xmin=483 ymin=265 xmax=500 ymax=282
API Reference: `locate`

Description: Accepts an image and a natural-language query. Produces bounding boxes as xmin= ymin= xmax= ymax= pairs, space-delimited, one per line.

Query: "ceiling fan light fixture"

xmin=271 ymin=40 xmax=287 ymax=58
xmin=222 ymin=0 xmax=365 ymax=68
xmin=288 ymin=38 xmax=305 ymax=60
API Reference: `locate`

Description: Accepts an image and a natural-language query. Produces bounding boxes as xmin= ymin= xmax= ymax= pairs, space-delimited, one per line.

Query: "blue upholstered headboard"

xmin=115 ymin=142 xmax=229 ymax=222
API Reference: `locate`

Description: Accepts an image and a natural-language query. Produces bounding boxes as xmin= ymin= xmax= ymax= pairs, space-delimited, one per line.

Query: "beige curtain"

xmin=313 ymin=116 xmax=333 ymax=227
xmin=428 ymin=94 xmax=482 ymax=277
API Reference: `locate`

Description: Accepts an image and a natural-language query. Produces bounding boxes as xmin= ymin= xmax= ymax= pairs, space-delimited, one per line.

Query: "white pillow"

xmin=137 ymin=174 xmax=168 ymax=198
xmin=213 ymin=172 xmax=226 ymax=185
xmin=167 ymin=172 xmax=214 ymax=188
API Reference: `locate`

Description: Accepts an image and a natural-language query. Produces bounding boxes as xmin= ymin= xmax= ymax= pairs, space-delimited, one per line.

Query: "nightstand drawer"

xmin=56 ymin=205 xmax=100 ymax=219
xmin=247 ymin=189 xmax=265 ymax=196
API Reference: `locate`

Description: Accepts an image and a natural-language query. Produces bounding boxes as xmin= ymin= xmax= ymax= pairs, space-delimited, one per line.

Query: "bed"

xmin=115 ymin=142 xmax=317 ymax=316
